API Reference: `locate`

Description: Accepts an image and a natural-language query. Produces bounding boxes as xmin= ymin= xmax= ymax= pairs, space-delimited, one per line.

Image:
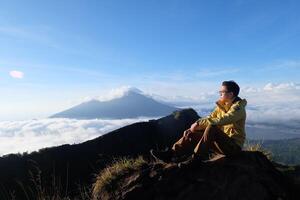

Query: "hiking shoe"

xmin=150 ymin=148 xmax=174 ymax=163
xmin=177 ymin=154 xmax=205 ymax=169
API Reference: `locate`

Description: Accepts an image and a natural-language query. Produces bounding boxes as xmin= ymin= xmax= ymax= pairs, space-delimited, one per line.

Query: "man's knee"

xmin=204 ymin=124 xmax=218 ymax=132
xmin=202 ymin=125 xmax=219 ymax=140
xmin=183 ymin=130 xmax=191 ymax=137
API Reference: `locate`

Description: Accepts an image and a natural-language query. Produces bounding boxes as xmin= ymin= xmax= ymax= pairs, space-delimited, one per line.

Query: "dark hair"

xmin=222 ymin=80 xmax=240 ymax=97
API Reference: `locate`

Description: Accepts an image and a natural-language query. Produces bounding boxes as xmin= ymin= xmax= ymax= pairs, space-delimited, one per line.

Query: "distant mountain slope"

xmin=51 ymin=89 xmax=178 ymax=119
xmin=249 ymin=138 xmax=300 ymax=165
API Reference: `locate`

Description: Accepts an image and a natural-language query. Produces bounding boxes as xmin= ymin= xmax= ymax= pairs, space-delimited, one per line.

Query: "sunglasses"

xmin=218 ymin=90 xmax=231 ymax=95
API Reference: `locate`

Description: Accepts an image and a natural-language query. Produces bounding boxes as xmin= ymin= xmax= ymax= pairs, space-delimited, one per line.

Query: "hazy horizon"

xmin=0 ymin=85 xmax=299 ymax=156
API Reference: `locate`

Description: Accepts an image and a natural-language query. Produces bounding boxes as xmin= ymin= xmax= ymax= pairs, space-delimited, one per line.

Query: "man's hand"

xmin=182 ymin=122 xmax=201 ymax=138
xmin=183 ymin=129 xmax=192 ymax=137
xmin=190 ymin=122 xmax=200 ymax=133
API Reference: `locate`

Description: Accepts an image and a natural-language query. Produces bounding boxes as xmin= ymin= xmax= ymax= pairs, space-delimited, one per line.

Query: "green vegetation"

xmin=1 ymin=160 xmax=92 ymax=200
xmin=0 ymin=156 xmax=148 ymax=199
xmin=247 ymin=138 xmax=300 ymax=165
xmin=243 ymin=140 xmax=273 ymax=161
xmin=92 ymin=156 xmax=147 ymax=199
xmin=2 ymin=139 xmax=300 ymax=199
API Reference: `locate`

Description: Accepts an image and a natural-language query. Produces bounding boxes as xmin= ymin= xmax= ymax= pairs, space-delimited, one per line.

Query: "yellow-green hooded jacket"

xmin=196 ymin=97 xmax=247 ymax=148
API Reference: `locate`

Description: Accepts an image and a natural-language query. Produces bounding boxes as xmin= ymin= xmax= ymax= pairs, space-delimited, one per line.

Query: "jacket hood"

xmin=237 ymin=98 xmax=247 ymax=107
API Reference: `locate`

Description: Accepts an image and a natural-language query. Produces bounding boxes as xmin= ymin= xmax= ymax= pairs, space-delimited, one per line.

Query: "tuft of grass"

xmin=173 ymin=111 xmax=181 ymax=120
xmin=92 ymin=156 xmax=147 ymax=199
xmin=12 ymin=159 xmax=91 ymax=200
xmin=244 ymin=140 xmax=273 ymax=160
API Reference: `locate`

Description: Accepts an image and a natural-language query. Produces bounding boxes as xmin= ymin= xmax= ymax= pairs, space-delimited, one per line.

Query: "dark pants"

xmin=172 ymin=124 xmax=242 ymax=158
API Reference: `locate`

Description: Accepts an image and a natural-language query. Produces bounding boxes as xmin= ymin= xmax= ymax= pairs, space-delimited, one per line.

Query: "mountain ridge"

xmin=50 ymin=90 xmax=178 ymax=119
xmin=0 ymin=108 xmax=198 ymax=199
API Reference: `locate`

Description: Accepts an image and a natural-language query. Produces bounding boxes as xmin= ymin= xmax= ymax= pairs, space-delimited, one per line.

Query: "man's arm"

xmin=207 ymin=104 xmax=245 ymax=126
xmin=190 ymin=107 xmax=218 ymax=131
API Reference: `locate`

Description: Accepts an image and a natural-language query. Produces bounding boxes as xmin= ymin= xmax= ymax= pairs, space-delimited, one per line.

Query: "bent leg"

xmin=172 ymin=129 xmax=204 ymax=157
xmin=193 ymin=125 xmax=241 ymax=158
xmin=211 ymin=131 xmax=241 ymax=156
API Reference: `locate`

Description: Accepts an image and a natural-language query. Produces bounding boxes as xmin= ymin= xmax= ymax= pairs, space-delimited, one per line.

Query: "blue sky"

xmin=0 ymin=0 xmax=300 ymax=120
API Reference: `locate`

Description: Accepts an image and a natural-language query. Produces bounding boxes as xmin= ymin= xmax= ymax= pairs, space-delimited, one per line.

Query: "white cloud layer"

xmin=263 ymin=82 xmax=300 ymax=91
xmin=83 ymin=86 xmax=145 ymax=102
xmin=242 ymin=82 xmax=300 ymax=122
xmin=0 ymin=117 xmax=157 ymax=156
xmin=9 ymin=70 xmax=24 ymax=79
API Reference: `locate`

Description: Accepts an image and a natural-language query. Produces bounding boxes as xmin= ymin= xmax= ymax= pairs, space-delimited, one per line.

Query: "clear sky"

xmin=0 ymin=0 xmax=300 ymax=120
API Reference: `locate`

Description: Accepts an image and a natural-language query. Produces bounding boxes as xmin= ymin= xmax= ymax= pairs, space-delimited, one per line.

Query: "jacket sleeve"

xmin=195 ymin=107 xmax=218 ymax=130
xmin=207 ymin=104 xmax=245 ymax=126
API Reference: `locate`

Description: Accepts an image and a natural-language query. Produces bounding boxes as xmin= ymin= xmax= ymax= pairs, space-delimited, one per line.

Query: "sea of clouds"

xmin=0 ymin=82 xmax=299 ymax=156
xmin=0 ymin=117 xmax=157 ymax=156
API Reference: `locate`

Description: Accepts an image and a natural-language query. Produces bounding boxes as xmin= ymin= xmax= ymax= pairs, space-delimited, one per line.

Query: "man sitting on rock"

xmin=151 ymin=80 xmax=247 ymax=167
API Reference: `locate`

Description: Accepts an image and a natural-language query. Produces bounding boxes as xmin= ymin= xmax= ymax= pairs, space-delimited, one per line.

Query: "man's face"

xmin=219 ymin=85 xmax=234 ymax=102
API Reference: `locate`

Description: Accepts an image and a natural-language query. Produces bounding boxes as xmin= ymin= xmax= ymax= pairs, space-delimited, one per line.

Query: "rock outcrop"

xmin=93 ymin=151 xmax=299 ymax=200
xmin=0 ymin=109 xmax=199 ymax=199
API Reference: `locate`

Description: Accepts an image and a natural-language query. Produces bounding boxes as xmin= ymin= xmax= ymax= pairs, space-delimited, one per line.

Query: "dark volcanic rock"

xmin=0 ymin=108 xmax=199 ymax=199
xmin=93 ymin=151 xmax=299 ymax=200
